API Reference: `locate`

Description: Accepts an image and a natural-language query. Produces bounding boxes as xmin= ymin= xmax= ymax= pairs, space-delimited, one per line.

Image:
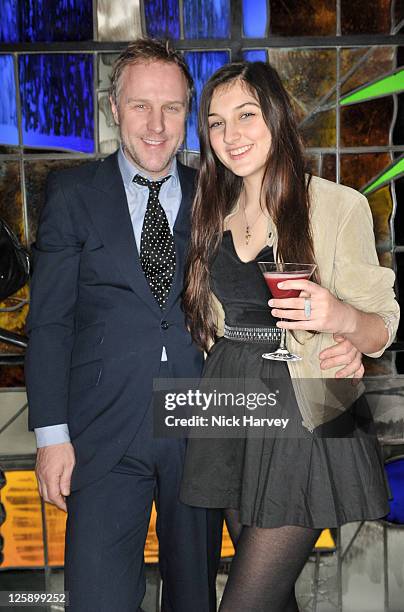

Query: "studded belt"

xmin=223 ymin=323 xmax=281 ymax=344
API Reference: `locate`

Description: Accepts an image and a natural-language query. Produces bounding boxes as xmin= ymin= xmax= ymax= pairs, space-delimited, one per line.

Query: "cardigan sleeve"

xmin=333 ymin=191 xmax=399 ymax=358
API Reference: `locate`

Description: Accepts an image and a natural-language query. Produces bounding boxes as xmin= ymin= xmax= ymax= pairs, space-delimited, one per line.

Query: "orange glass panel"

xmin=0 ymin=471 xmax=45 ymax=568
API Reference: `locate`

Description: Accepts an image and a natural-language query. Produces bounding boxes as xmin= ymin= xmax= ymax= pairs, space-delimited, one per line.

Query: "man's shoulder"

xmin=48 ymin=152 xmax=118 ymax=188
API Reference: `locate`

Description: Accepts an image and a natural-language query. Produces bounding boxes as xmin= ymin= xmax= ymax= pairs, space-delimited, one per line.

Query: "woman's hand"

xmin=268 ymin=279 xmax=357 ymax=335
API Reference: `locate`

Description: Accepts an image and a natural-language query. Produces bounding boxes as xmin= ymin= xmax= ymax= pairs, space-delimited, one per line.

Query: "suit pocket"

xmin=69 ymin=359 xmax=103 ymax=394
xmin=72 ymin=322 xmax=105 ymax=363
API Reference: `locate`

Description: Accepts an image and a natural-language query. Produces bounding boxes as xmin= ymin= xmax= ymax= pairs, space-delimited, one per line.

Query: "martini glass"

xmin=257 ymin=262 xmax=317 ymax=361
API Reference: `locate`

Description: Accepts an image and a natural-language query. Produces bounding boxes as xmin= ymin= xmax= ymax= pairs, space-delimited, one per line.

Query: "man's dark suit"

xmin=25 ymin=152 xmax=222 ymax=611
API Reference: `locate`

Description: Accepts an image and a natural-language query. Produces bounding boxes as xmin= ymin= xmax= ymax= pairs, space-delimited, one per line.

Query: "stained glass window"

xmin=0 ymin=55 xmax=18 ymax=146
xmin=184 ymin=0 xmax=230 ymax=38
xmin=341 ymin=0 xmax=392 ymax=35
xmin=0 ymin=0 xmax=19 ymax=42
xmin=184 ymin=51 xmax=230 ymax=150
xmin=0 ymin=0 xmax=93 ymax=42
xmin=144 ymin=0 xmax=180 ymax=39
xmin=243 ymin=50 xmax=267 ymax=63
xmin=19 ymin=54 xmax=94 ymax=153
xmin=269 ymin=0 xmax=336 ymax=36
xmin=97 ymin=0 xmax=142 ymax=42
xmin=267 ymin=49 xmax=337 ymax=147
xmin=22 ymin=0 xmax=92 ymax=42
xmin=242 ymin=0 xmax=268 ymax=38
xmin=25 ymin=159 xmax=88 ymax=244
xmin=0 ymin=0 xmax=402 ymax=376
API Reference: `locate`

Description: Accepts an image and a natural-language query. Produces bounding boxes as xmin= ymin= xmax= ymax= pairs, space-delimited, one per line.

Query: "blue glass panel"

xmin=184 ymin=0 xmax=230 ymax=38
xmin=19 ymin=54 xmax=94 ymax=153
xmin=384 ymin=457 xmax=404 ymax=524
xmin=0 ymin=0 xmax=20 ymax=42
xmin=243 ymin=50 xmax=267 ymax=63
xmin=144 ymin=0 xmax=180 ymax=39
xmin=22 ymin=0 xmax=93 ymax=42
xmin=0 ymin=56 xmax=18 ymax=146
xmin=242 ymin=0 xmax=268 ymax=37
xmin=184 ymin=51 xmax=230 ymax=151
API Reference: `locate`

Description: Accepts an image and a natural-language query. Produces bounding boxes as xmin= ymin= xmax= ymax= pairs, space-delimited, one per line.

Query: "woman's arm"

xmin=270 ymin=281 xmax=390 ymax=355
xmin=269 ymin=191 xmax=399 ymax=357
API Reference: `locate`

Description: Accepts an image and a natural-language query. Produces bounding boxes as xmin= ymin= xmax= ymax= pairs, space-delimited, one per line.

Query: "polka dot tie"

xmin=134 ymin=174 xmax=176 ymax=309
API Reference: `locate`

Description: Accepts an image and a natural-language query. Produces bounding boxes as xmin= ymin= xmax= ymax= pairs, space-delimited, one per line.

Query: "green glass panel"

xmin=341 ymin=69 xmax=404 ymax=106
xmin=341 ymin=98 xmax=393 ymax=147
xmin=270 ymin=0 xmax=336 ymax=35
xmin=363 ymin=156 xmax=404 ymax=194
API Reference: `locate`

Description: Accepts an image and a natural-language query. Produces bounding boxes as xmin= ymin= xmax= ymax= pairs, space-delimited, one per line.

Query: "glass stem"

xmin=279 ymin=325 xmax=287 ymax=351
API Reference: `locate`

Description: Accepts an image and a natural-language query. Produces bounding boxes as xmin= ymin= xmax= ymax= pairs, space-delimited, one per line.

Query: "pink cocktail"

xmin=263 ymin=272 xmax=312 ymax=299
xmin=257 ymin=262 xmax=317 ymax=361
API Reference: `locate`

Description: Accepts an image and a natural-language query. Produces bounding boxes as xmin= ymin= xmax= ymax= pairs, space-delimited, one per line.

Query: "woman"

xmin=179 ymin=62 xmax=399 ymax=612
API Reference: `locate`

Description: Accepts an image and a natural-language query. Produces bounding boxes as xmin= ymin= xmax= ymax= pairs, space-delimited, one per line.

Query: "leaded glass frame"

xmin=0 ymin=0 xmax=403 ymax=366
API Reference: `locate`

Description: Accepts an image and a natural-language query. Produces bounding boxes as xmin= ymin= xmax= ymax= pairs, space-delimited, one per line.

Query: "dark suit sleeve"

xmin=25 ymin=172 xmax=83 ymax=429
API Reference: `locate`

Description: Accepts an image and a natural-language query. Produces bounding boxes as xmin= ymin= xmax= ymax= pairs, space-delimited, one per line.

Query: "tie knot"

xmin=133 ymin=174 xmax=170 ymax=197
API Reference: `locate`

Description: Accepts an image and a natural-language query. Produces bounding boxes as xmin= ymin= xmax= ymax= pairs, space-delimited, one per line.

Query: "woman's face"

xmin=207 ymin=79 xmax=272 ymax=185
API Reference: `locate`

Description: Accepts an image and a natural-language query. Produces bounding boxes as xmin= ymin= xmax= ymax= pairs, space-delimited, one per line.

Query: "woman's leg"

xmin=219 ymin=523 xmax=321 ymax=612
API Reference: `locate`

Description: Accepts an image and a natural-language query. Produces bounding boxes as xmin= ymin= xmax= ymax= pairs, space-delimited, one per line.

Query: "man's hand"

xmin=35 ymin=442 xmax=75 ymax=512
xmin=319 ymin=334 xmax=364 ymax=385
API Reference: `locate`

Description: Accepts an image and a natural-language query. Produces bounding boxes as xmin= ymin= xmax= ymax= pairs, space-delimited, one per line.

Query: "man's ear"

xmin=110 ymin=96 xmax=119 ymax=125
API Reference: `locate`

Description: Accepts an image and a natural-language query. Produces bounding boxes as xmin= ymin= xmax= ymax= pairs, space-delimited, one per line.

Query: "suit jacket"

xmin=25 ymin=152 xmax=204 ymax=490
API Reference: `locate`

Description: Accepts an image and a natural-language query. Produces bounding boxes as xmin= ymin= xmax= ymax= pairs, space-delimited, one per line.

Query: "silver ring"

xmin=304 ymin=297 xmax=311 ymax=319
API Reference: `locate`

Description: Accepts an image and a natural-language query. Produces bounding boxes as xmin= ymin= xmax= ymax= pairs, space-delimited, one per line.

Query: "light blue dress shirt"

xmin=34 ymin=147 xmax=182 ymax=447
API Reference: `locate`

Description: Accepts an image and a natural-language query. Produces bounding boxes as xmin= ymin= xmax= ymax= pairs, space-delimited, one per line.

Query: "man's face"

xmin=110 ymin=60 xmax=188 ymax=179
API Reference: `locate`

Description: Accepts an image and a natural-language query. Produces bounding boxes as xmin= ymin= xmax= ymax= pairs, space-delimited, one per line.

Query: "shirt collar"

xmin=117 ymin=145 xmax=179 ymax=189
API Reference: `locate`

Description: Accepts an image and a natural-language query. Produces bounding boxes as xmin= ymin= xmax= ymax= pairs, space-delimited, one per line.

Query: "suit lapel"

xmin=80 ymin=153 xmax=162 ymax=316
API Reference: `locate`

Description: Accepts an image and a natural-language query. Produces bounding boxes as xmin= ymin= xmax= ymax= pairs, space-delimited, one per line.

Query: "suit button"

xmin=161 ymin=320 xmax=169 ymax=330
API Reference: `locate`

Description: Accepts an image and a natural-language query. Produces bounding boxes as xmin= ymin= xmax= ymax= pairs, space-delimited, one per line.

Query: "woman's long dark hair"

xmin=183 ymin=61 xmax=317 ymax=351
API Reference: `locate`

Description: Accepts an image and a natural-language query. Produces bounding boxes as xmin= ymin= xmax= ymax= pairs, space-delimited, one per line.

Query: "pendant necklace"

xmin=242 ymin=192 xmax=263 ymax=245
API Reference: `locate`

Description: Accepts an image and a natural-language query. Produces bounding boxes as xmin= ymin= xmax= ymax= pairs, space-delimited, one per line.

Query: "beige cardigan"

xmin=210 ymin=175 xmax=400 ymax=432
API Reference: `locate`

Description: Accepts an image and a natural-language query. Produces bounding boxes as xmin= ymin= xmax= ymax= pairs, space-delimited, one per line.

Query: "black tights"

xmin=220 ymin=509 xmax=321 ymax=612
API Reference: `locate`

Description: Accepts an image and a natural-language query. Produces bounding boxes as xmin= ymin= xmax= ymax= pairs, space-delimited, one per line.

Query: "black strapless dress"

xmin=179 ymin=231 xmax=389 ymax=528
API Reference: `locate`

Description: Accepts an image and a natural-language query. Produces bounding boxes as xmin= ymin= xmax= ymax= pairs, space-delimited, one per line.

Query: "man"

xmin=25 ymin=39 xmax=222 ymax=612
xmin=25 ymin=38 xmax=364 ymax=612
